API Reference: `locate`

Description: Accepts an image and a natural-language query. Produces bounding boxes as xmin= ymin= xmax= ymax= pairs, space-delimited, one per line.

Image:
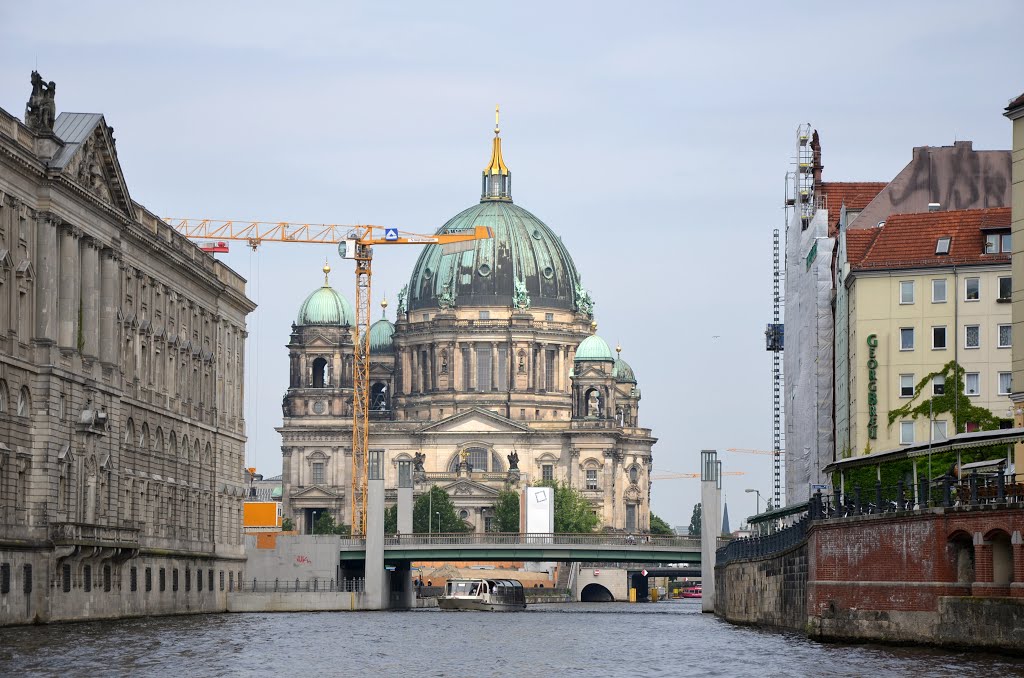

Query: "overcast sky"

xmin=2 ymin=1 xmax=1022 ymax=527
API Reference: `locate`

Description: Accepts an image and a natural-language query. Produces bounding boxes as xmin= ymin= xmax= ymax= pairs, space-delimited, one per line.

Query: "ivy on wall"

xmin=887 ymin=360 xmax=1001 ymax=433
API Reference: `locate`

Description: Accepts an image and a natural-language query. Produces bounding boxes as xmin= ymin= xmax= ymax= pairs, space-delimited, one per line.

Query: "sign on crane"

xmin=650 ymin=471 xmax=747 ymax=480
xmin=164 ymin=218 xmax=494 ymax=536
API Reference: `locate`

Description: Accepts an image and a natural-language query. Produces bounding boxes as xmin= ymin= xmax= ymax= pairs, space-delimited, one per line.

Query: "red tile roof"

xmin=844 ymin=228 xmax=882 ymax=266
xmin=851 ymin=207 xmax=1011 ymax=271
xmin=819 ymin=182 xmax=888 ymax=233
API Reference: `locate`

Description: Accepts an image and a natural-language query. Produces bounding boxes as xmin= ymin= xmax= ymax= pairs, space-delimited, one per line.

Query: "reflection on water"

xmin=0 ymin=600 xmax=1020 ymax=677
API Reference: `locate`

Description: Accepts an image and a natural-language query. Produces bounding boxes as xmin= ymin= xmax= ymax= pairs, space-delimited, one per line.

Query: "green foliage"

xmin=649 ymin=512 xmax=673 ymax=535
xmin=887 ymin=360 xmax=1001 ymax=433
xmin=537 ymin=481 xmax=600 ymax=533
xmin=835 ymin=443 xmax=1010 ymax=494
xmin=493 ymin=490 xmax=520 ymax=532
xmin=688 ymin=503 xmax=702 ymax=537
xmin=281 ymin=517 xmax=294 ymax=532
xmin=312 ymin=511 xmax=350 ymax=536
xmin=384 ymin=505 xmax=398 ymax=534
xmin=413 ymin=486 xmax=470 ymax=533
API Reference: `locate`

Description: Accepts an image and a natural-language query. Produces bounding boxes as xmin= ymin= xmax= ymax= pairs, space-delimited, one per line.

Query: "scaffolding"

xmin=766 ymin=228 xmax=785 ymax=510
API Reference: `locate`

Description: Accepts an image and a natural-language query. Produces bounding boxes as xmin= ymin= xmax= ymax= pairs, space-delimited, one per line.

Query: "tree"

xmin=312 ymin=511 xmax=350 ymax=536
xmin=538 ymin=481 xmax=599 ymax=533
xmin=688 ymin=503 xmax=702 ymax=537
xmin=413 ymin=486 xmax=470 ymax=533
xmin=384 ymin=505 xmax=398 ymax=534
xmin=493 ymin=490 xmax=520 ymax=532
xmin=649 ymin=512 xmax=673 ymax=536
xmin=281 ymin=517 xmax=294 ymax=532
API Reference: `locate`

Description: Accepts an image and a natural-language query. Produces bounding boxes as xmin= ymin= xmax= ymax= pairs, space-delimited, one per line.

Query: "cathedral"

xmin=279 ymin=116 xmax=655 ymax=534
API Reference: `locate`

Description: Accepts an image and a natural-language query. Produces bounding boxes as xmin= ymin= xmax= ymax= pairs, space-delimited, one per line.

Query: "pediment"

xmin=290 ymin=485 xmax=343 ymax=500
xmin=441 ymin=478 xmax=501 ymax=497
xmin=51 ymin=113 xmax=135 ymax=219
xmin=418 ymin=407 xmax=530 ymax=434
xmin=303 ymin=334 xmax=338 ymax=348
xmin=575 ymin=365 xmax=609 ymax=379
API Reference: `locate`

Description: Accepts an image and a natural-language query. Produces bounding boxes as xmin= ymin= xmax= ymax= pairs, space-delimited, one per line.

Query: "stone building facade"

xmin=280 ymin=120 xmax=656 ymax=534
xmin=0 ymin=74 xmax=255 ymax=625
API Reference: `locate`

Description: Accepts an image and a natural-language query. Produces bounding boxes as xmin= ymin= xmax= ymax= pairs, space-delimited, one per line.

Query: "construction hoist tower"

xmin=765 ymin=229 xmax=784 ymax=511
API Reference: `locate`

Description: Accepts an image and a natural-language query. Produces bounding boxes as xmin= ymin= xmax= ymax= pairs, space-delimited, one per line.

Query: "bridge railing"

xmin=716 ymin=518 xmax=809 ymax=566
xmin=339 ymin=533 xmax=702 ymax=548
xmin=239 ymin=577 xmax=365 ymax=593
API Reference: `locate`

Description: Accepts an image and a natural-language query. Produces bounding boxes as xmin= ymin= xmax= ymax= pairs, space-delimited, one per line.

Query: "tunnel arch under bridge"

xmin=580 ymin=583 xmax=615 ymax=602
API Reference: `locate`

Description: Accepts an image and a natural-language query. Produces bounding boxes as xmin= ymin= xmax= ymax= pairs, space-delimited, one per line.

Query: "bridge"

xmin=337 ymin=533 xmax=721 ymax=564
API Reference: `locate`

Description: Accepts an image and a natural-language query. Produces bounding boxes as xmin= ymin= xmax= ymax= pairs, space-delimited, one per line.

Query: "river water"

xmin=1 ymin=601 xmax=1020 ymax=677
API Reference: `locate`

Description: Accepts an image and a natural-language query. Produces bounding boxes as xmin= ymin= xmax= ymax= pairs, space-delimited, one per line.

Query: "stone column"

xmin=491 ymin=342 xmax=498 ymax=391
xmin=411 ymin=347 xmax=420 ymax=393
xmin=99 ymin=249 xmax=118 ymax=365
xmin=556 ymin=346 xmax=564 ymax=392
xmin=700 ymin=450 xmax=721 ymax=613
xmin=34 ymin=215 xmax=59 ymax=342
xmin=448 ymin=341 xmax=457 ymax=391
xmin=80 ymin=238 xmax=101 ymax=359
xmin=469 ymin=344 xmax=478 ymax=391
xmin=972 ymin=532 xmax=994 ymax=596
xmin=453 ymin=342 xmax=462 ymax=391
xmin=57 ymin=224 xmax=81 ymax=350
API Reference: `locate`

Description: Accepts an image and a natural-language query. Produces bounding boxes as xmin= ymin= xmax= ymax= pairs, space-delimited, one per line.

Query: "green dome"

xmin=574 ymin=335 xmax=614 ymax=362
xmin=613 ymin=357 xmax=637 ymax=383
xmin=370 ymin=318 xmax=395 ymax=354
xmin=407 ymin=201 xmax=584 ymax=312
xmin=296 ymin=285 xmax=354 ymax=326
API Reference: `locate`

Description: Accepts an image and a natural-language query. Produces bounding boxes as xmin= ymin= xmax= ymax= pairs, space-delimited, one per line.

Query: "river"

xmin=0 ymin=600 xmax=1020 ymax=677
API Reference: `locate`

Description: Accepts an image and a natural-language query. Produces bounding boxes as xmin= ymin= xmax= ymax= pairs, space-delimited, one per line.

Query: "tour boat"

xmin=437 ymin=578 xmax=527 ymax=611
xmin=681 ymin=584 xmax=702 ymax=599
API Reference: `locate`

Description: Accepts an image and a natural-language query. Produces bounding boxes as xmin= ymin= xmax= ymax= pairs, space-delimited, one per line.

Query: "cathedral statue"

xmin=412 ymin=452 xmax=426 ymax=472
xmin=587 ymin=390 xmax=601 ymax=418
xmin=396 ymin=285 xmax=408 ymax=316
xmin=507 ymin=450 xmax=519 ymax=470
xmin=513 ymin=278 xmax=531 ymax=310
xmin=437 ymin=282 xmax=455 ymax=310
xmin=574 ymin=282 xmax=594 ymax=317
xmin=25 ymin=71 xmax=56 ymax=133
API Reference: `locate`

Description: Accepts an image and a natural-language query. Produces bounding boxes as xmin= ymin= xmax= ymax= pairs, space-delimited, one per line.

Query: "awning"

xmin=959 ymin=458 xmax=1007 ymax=472
xmin=824 ymin=427 xmax=1024 ymax=474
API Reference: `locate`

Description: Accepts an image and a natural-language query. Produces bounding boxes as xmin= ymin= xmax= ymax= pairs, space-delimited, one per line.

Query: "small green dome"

xmin=296 ymin=285 xmax=354 ymax=326
xmin=574 ymin=335 xmax=614 ymax=362
xmin=613 ymin=357 xmax=637 ymax=383
xmin=370 ymin=318 xmax=395 ymax=354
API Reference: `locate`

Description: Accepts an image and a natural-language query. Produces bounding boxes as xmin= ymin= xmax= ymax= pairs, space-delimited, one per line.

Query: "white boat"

xmin=437 ymin=578 xmax=527 ymax=611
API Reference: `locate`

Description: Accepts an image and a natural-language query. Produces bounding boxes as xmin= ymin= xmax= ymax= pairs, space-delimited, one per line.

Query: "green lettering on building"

xmin=805 ymin=241 xmax=818 ymax=271
xmin=866 ymin=333 xmax=878 ymax=439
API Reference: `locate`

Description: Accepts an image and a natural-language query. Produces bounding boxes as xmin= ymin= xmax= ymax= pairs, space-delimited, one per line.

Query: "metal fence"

xmin=716 ymin=518 xmax=808 ymax=566
xmin=339 ymin=533 xmax=702 ymax=548
xmin=239 ymin=577 xmax=365 ymax=593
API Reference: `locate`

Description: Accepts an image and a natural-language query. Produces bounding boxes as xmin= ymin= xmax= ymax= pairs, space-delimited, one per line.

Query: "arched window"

xmin=0 ymin=380 xmax=8 ymax=413
xmin=449 ymin=447 xmax=493 ymax=472
xmin=124 ymin=418 xmax=135 ymax=446
xmin=168 ymin=431 xmax=177 ymax=457
xmin=988 ymin=530 xmax=1014 ymax=586
xmin=155 ymin=427 xmax=165 ymax=455
xmin=628 ymin=465 xmax=639 ymax=484
xmin=371 ymin=382 xmax=389 ymax=411
xmin=17 ymin=386 xmax=30 ymax=417
xmin=180 ymin=435 xmax=189 ymax=459
xmin=948 ymin=531 xmax=975 ymax=583
xmin=312 ymin=357 xmax=328 ymax=388
xmin=140 ymin=423 xmax=150 ymax=450
xmin=194 ymin=440 xmax=201 ymax=461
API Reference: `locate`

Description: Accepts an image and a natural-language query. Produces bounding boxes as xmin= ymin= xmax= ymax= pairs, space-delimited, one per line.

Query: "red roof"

xmin=819 ymin=182 xmax=888 ymax=233
xmin=852 ymin=207 xmax=1011 ymax=271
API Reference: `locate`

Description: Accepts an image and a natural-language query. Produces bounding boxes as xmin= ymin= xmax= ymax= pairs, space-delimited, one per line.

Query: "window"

xmin=998 ymin=324 xmax=1012 ymax=348
xmin=586 ymin=469 xmax=598 ymax=490
xmin=208 ymin=570 xmax=214 ymax=593
xmin=145 ymin=567 xmax=152 ymax=592
xmin=160 ymin=568 xmax=166 ymax=592
xmin=966 ymin=372 xmax=980 ymax=396
xmin=985 ymin=233 xmax=1012 ymax=254
xmin=998 ymin=372 xmax=1012 ymax=395
xmin=23 ymin=565 xmax=31 ymax=595
xmin=932 ymin=326 xmax=947 ymax=350
xmin=228 ymin=571 xmax=234 ymax=592
xmin=84 ymin=565 xmax=92 ymax=592
xmin=999 ymin=276 xmax=1012 ymax=301
xmin=478 ymin=311 xmax=490 ymax=320
xmin=900 ymin=327 xmax=914 ymax=351
xmin=629 ymin=466 xmax=639 ymax=484
xmin=899 ymin=421 xmax=915 ymax=445
xmin=484 ymin=516 xmax=494 ymax=532
xmin=476 ymin=345 xmax=492 ymax=391
xmin=932 ymin=420 xmax=948 ymax=441
xmin=198 ymin=569 xmax=203 ymax=592
xmin=458 ymin=509 xmax=469 ymax=520
xmin=104 ymin=565 xmax=111 ymax=592
xmin=900 ymin=374 xmax=915 ymax=398
xmin=899 ymin=281 xmax=914 ymax=304
xmin=220 ymin=571 xmax=225 ymax=591
xmin=312 ymin=462 xmax=325 ymax=485
xmin=625 ymin=504 xmax=637 ymax=532
xmin=965 ymin=325 xmax=980 ymax=349
xmin=62 ymin=564 xmax=71 ymax=593
xmin=932 ymin=279 xmax=947 ymax=303
xmin=965 ymin=277 xmax=980 ymax=300
xmin=1003 ymin=233 xmax=1012 ymax=252
xmin=544 ymin=350 xmax=555 ymax=391
xmin=933 ymin=375 xmax=945 ymax=395
xmin=545 ymin=313 xmax=554 ymax=322
xmin=542 ymin=464 xmax=553 ymax=482
xmin=0 ymin=563 xmax=9 ymax=594
xmin=935 ymin=237 xmax=951 ymax=255
xmin=172 ymin=569 xmax=179 ymax=592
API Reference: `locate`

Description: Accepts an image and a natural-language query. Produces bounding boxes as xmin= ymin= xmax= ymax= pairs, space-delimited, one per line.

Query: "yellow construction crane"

xmin=164 ymin=217 xmax=493 ymax=536
xmin=725 ymin=448 xmax=782 ymax=456
xmin=651 ymin=471 xmax=747 ymax=480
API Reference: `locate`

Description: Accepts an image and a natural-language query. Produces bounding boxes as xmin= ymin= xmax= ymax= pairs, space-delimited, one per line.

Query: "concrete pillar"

xmin=99 ymin=249 xmax=118 ymax=365
xmin=365 ymin=450 xmax=386 ymax=610
xmin=57 ymin=225 xmax=80 ymax=350
xmin=34 ymin=215 xmax=58 ymax=342
xmin=80 ymin=238 xmax=100 ymax=359
xmin=700 ymin=449 xmax=721 ymax=613
xmin=397 ymin=459 xmax=413 ymax=534
xmin=1012 ymin=533 xmax=1024 ymax=598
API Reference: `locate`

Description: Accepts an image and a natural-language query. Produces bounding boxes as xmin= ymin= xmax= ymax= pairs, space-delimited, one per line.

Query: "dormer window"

xmin=935 ymin=237 xmax=951 ymax=255
xmin=985 ymin=232 xmax=1011 ymax=254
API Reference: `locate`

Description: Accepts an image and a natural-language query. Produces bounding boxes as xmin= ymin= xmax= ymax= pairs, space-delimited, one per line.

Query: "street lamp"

xmin=745 ymin=488 xmax=762 ymax=514
xmin=435 ymin=511 xmax=441 ymax=534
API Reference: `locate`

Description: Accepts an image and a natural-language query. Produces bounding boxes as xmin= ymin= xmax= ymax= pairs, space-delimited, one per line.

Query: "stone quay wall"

xmin=716 ymin=505 xmax=1024 ymax=653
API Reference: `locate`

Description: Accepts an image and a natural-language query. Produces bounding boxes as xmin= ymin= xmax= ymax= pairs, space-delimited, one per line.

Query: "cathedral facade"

xmin=0 ymin=75 xmax=254 ymax=625
xmin=280 ymin=119 xmax=655 ymax=534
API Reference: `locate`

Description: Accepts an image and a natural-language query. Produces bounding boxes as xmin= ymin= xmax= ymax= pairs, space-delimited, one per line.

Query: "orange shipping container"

xmin=243 ymin=501 xmax=282 ymax=528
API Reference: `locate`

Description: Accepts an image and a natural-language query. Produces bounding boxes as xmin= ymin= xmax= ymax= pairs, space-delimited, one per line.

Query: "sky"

xmin=2 ymin=1 xmax=1022 ymax=527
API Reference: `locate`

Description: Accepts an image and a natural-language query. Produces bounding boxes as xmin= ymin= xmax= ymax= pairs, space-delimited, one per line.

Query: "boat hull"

xmin=437 ymin=597 xmax=526 ymax=612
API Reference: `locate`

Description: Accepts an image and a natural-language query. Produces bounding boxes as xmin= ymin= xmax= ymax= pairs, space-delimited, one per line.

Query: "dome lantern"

xmin=482 ymin=105 xmax=512 ymax=202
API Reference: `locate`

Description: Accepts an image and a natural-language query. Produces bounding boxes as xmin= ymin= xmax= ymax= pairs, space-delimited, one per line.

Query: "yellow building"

xmin=838 ymin=208 xmax=1012 ymax=458
xmin=1007 ymin=92 xmax=1024 ymax=471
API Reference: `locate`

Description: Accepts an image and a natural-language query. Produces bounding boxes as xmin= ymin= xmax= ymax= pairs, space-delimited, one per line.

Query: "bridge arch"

xmin=580 ymin=583 xmax=614 ymax=602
